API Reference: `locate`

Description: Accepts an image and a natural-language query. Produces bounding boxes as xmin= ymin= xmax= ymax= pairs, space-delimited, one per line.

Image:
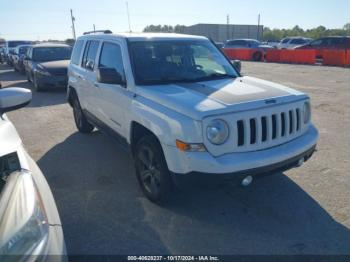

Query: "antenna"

xmin=126 ymin=1 xmax=132 ymax=32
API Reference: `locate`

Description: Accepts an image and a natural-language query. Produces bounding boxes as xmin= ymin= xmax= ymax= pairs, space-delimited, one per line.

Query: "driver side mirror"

xmin=231 ymin=60 xmax=241 ymax=73
xmin=0 ymin=88 xmax=32 ymax=115
xmin=97 ymin=68 xmax=126 ymax=86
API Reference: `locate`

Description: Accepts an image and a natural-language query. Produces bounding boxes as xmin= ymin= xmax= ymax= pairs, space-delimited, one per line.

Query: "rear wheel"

xmin=72 ymin=95 xmax=94 ymax=133
xmin=134 ymin=135 xmax=173 ymax=203
xmin=26 ymin=71 xmax=31 ymax=82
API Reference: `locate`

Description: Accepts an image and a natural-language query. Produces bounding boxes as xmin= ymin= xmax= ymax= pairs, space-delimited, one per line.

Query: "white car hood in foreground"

xmin=136 ymin=76 xmax=308 ymax=120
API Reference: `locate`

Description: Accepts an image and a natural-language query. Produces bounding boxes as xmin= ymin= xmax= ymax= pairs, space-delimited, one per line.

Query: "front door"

xmin=95 ymin=41 xmax=132 ymax=138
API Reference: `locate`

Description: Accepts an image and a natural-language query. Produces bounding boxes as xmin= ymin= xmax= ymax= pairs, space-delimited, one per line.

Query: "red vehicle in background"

xmin=295 ymin=36 xmax=350 ymax=50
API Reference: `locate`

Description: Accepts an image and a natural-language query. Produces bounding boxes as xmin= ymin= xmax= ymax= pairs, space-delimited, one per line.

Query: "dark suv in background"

xmin=295 ymin=36 xmax=350 ymax=50
xmin=24 ymin=44 xmax=72 ymax=91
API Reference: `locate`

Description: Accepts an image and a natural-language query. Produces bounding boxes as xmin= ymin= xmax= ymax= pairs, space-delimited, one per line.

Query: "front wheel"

xmin=33 ymin=74 xmax=43 ymax=92
xmin=134 ymin=135 xmax=173 ymax=203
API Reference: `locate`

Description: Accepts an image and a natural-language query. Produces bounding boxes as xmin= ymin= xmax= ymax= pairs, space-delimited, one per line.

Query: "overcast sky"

xmin=1 ymin=0 xmax=349 ymax=40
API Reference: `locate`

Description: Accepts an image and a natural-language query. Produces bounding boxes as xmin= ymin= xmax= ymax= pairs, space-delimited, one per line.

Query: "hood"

xmin=40 ymin=60 xmax=70 ymax=70
xmin=39 ymin=60 xmax=69 ymax=75
xmin=135 ymin=76 xmax=308 ymax=120
xmin=0 ymin=116 xmax=22 ymax=157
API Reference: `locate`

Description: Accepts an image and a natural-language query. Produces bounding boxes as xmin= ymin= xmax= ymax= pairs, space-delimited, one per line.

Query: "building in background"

xmin=0 ymin=38 xmax=5 ymax=47
xmin=183 ymin=23 xmax=264 ymax=42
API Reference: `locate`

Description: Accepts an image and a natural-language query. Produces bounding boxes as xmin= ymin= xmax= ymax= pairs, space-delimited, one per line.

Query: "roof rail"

xmin=83 ymin=30 xmax=113 ymax=35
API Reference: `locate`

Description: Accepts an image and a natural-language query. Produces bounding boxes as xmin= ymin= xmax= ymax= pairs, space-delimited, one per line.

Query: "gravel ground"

xmin=1 ymin=62 xmax=350 ymax=255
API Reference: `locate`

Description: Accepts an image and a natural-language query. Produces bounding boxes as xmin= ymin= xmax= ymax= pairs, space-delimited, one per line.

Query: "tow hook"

xmin=241 ymin=175 xmax=253 ymax=187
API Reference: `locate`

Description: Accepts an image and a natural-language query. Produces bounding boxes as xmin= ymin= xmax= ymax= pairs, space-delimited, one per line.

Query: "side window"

xmin=310 ymin=39 xmax=323 ymax=47
xmin=227 ymin=40 xmax=238 ymax=46
xmin=330 ymin=38 xmax=345 ymax=46
xmin=81 ymin=40 xmax=99 ymax=70
xmin=99 ymin=42 xmax=125 ymax=80
xmin=290 ymin=39 xmax=305 ymax=45
xmin=71 ymin=40 xmax=84 ymax=65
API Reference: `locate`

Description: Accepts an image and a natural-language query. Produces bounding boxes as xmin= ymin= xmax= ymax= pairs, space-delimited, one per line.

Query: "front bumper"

xmin=163 ymin=124 xmax=318 ymax=175
xmin=36 ymin=73 xmax=68 ymax=88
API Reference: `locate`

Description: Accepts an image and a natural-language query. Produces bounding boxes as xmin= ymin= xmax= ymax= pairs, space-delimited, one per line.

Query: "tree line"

xmin=263 ymin=24 xmax=350 ymax=41
xmin=143 ymin=24 xmax=350 ymax=41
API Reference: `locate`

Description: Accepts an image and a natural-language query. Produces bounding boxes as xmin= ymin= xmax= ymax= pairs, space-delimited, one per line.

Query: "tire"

xmin=26 ymin=71 xmax=32 ymax=82
xmin=33 ymin=74 xmax=43 ymax=92
xmin=134 ymin=135 xmax=173 ymax=203
xmin=72 ymin=95 xmax=94 ymax=133
xmin=252 ymin=51 xmax=262 ymax=61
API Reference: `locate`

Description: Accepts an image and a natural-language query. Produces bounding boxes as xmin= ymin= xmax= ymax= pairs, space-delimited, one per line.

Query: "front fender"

xmin=128 ymin=96 xmax=203 ymax=147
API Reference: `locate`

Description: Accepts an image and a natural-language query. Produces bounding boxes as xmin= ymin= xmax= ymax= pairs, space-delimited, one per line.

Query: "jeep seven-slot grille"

xmin=236 ymin=108 xmax=302 ymax=148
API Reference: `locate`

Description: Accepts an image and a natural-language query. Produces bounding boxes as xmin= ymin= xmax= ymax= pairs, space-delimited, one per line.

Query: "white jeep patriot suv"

xmin=67 ymin=31 xmax=318 ymax=202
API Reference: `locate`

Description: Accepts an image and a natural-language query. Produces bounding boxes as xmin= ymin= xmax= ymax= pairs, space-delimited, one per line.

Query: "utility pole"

xmin=257 ymin=14 xmax=261 ymax=41
xmin=70 ymin=9 xmax=76 ymax=40
xmin=93 ymin=24 xmax=96 ymax=33
xmin=126 ymin=2 xmax=132 ymax=32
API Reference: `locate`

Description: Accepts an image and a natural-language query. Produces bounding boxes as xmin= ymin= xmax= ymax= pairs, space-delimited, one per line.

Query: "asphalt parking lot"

xmin=1 ymin=62 xmax=350 ymax=255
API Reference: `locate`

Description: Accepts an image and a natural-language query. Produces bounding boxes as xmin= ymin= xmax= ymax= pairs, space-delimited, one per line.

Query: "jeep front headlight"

xmin=207 ymin=119 xmax=229 ymax=145
xmin=303 ymin=101 xmax=311 ymax=124
xmin=0 ymin=170 xmax=49 ymax=256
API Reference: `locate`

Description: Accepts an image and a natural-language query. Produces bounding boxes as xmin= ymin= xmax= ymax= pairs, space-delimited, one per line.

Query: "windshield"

xmin=32 ymin=47 xmax=72 ymax=62
xmin=129 ymin=40 xmax=238 ymax=85
xmin=8 ymin=41 xmax=32 ymax=48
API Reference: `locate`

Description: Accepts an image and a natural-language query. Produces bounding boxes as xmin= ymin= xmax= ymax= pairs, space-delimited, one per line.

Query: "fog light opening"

xmin=241 ymin=175 xmax=253 ymax=187
xmin=297 ymin=158 xmax=305 ymax=167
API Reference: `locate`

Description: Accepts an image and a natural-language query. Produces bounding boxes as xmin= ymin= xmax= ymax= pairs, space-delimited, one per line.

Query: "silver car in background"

xmin=277 ymin=37 xmax=313 ymax=49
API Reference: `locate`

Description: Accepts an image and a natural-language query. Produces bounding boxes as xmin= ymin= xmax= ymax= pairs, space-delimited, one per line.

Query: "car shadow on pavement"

xmin=38 ymin=131 xmax=350 ymax=255
xmin=38 ymin=131 xmax=171 ymax=255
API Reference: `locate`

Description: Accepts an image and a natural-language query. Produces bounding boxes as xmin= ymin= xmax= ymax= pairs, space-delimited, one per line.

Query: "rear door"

xmin=95 ymin=41 xmax=132 ymax=137
xmin=77 ymin=40 xmax=101 ymax=117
